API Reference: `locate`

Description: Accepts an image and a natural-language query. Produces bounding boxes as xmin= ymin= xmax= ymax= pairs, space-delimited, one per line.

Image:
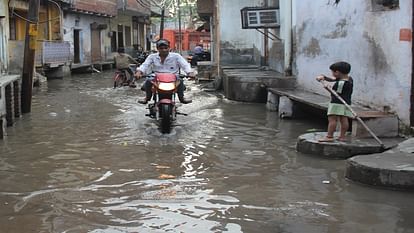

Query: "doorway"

xmin=90 ymin=25 xmax=101 ymax=63
xmin=117 ymin=25 xmax=124 ymax=49
xmin=73 ymin=29 xmax=81 ymax=63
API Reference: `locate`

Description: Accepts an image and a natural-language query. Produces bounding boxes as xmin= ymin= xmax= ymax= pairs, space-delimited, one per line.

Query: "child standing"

xmin=316 ymin=61 xmax=353 ymax=142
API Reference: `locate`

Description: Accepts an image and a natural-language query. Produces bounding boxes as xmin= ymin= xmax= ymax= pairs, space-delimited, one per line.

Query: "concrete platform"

xmin=268 ymin=88 xmax=399 ymax=137
xmin=71 ymin=61 xmax=114 ymax=73
xmin=222 ymin=68 xmax=296 ymax=102
xmin=296 ymin=132 xmax=404 ymax=159
xmin=346 ymin=138 xmax=414 ymax=190
xmin=221 ymin=64 xmax=260 ymax=70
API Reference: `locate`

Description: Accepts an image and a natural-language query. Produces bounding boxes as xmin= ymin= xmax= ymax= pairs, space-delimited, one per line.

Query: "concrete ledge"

xmin=71 ymin=61 xmax=114 ymax=73
xmin=296 ymin=132 xmax=403 ymax=159
xmin=346 ymin=154 xmax=414 ymax=190
xmin=268 ymin=88 xmax=399 ymax=137
xmin=351 ymin=111 xmax=399 ymax=138
xmin=0 ymin=75 xmax=21 ymax=138
xmin=222 ymin=68 xmax=296 ymax=102
xmin=345 ymin=138 xmax=414 ymax=190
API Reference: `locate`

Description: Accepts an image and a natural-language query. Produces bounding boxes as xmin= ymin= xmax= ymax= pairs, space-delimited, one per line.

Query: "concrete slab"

xmin=346 ymin=138 xmax=414 ymax=190
xmin=222 ymin=69 xmax=296 ymax=102
xmin=221 ymin=65 xmax=260 ymax=69
xmin=296 ymin=132 xmax=403 ymax=159
xmin=268 ymin=88 xmax=399 ymax=137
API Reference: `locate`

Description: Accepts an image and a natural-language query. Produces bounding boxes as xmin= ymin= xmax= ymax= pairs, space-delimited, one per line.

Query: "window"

xmin=371 ymin=0 xmax=399 ymax=11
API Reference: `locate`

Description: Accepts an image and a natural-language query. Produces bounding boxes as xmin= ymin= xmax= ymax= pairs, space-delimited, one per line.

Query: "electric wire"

xmin=8 ymin=0 xmax=63 ymax=24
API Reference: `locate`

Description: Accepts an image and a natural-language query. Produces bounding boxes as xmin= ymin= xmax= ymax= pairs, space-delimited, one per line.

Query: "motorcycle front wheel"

xmin=160 ymin=104 xmax=172 ymax=134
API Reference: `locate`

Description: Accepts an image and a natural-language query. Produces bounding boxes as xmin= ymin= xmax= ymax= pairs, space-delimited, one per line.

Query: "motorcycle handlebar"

xmin=136 ymin=73 xmax=196 ymax=80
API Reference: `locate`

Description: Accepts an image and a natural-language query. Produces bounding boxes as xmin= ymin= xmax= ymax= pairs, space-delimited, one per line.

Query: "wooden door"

xmin=90 ymin=24 xmax=101 ymax=63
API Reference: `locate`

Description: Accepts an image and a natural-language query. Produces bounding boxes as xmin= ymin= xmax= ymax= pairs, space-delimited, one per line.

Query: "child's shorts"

xmin=327 ymin=103 xmax=353 ymax=118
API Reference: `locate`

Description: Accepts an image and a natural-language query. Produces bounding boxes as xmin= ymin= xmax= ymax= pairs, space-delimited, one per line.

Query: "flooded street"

xmin=0 ymin=71 xmax=413 ymax=233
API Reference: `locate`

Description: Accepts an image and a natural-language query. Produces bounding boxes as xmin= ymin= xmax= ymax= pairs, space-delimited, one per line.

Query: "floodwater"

xmin=0 ymin=71 xmax=413 ymax=233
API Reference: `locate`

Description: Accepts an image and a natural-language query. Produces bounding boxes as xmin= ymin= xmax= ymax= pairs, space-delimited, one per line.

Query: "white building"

xmin=200 ymin=0 xmax=414 ymax=129
xmin=294 ymin=0 xmax=412 ymax=127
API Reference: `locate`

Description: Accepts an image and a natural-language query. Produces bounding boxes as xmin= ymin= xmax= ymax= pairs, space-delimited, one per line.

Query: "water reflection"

xmin=0 ymin=71 xmax=413 ymax=233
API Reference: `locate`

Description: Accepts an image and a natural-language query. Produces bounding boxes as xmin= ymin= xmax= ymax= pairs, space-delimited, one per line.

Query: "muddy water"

xmin=0 ymin=71 xmax=413 ymax=233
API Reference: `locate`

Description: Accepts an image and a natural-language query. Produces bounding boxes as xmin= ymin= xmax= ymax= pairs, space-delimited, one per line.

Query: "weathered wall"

xmin=109 ymin=14 xmax=133 ymax=55
xmin=63 ymin=14 xmax=112 ymax=64
xmin=295 ymin=0 xmax=412 ymax=126
xmin=267 ymin=0 xmax=283 ymax=72
xmin=0 ymin=0 xmax=9 ymax=73
xmin=61 ymin=0 xmax=116 ymax=64
xmin=218 ymin=0 xmax=264 ymax=65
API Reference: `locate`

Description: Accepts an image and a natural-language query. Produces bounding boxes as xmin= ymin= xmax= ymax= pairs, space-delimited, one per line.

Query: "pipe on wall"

xmin=411 ymin=1 xmax=414 ymax=126
xmin=283 ymin=0 xmax=292 ymax=75
xmin=263 ymin=0 xmax=269 ymax=66
xmin=215 ymin=0 xmax=220 ymax=78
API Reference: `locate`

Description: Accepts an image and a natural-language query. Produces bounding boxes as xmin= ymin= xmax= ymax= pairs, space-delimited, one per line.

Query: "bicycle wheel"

xmin=113 ymin=73 xmax=124 ymax=88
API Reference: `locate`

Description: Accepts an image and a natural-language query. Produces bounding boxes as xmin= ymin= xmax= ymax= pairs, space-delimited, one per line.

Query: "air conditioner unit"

xmin=241 ymin=7 xmax=280 ymax=29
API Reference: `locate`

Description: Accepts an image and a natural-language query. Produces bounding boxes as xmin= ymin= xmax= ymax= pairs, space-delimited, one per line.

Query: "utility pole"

xmin=21 ymin=0 xmax=41 ymax=113
xmin=178 ymin=0 xmax=182 ymax=53
xmin=160 ymin=7 xmax=165 ymax=38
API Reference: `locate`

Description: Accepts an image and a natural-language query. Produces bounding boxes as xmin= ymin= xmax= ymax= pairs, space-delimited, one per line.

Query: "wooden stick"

xmin=319 ymin=80 xmax=385 ymax=148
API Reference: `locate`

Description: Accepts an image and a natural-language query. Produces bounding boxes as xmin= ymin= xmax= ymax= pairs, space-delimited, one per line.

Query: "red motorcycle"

xmin=144 ymin=73 xmax=189 ymax=134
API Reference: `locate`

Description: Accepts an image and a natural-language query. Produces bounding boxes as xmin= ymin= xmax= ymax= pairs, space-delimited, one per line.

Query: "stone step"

xmin=345 ymin=138 xmax=414 ymax=190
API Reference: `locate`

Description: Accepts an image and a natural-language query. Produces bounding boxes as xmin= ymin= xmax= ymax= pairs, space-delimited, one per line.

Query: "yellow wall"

xmin=9 ymin=2 xmax=63 ymax=69
xmin=11 ymin=3 xmax=61 ymax=41
xmin=14 ymin=10 xmax=27 ymax=40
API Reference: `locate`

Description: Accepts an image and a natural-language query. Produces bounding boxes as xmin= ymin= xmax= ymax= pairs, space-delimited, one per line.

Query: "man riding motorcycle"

xmin=135 ymin=39 xmax=195 ymax=104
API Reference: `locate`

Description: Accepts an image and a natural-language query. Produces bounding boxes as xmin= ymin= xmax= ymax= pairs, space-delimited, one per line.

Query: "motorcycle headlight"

xmin=158 ymin=82 xmax=176 ymax=91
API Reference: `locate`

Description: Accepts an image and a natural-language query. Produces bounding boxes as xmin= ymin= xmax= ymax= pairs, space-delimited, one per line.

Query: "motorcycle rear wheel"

xmin=160 ymin=104 xmax=172 ymax=134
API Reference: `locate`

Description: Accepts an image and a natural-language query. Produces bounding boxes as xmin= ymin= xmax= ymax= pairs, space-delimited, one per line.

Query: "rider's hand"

xmin=187 ymin=72 xmax=196 ymax=80
xmin=135 ymin=71 xmax=143 ymax=79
